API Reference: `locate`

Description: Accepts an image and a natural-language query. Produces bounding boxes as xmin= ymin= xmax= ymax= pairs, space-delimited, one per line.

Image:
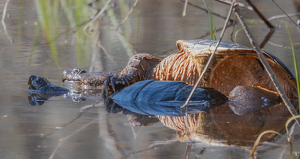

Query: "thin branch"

xmin=83 ymin=0 xmax=117 ymax=65
xmin=245 ymin=0 xmax=275 ymax=48
xmin=179 ymin=0 xmax=233 ymax=21
xmin=184 ymin=143 xmax=192 ymax=159
xmin=115 ymin=30 xmax=138 ymax=54
xmin=267 ymin=40 xmax=298 ymax=49
xmin=116 ymin=0 xmax=139 ymax=29
xmin=268 ymin=13 xmax=300 ymax=21
xmin=272 ymin=0 xmax=300 ymax=28
xmin=89 ymin=33 xmax=100 ymax=72
xmin=259 ymin=27 xmax=274 ymax=49
xmin=181 ymin=1 xmax=235 ymax=108
xmin=2 ymin=0 xmax=12 ymax=44
xmin=80 ymin=102 xmax=103 ymax=112
xmin=279 ymin=147 xmax=288 ymax=159
xmin=84 ymin=27 xmax=117 ymax=65
xmin=216 ymin=0 xmax=253 ymax=10
xmin=182 ymin=0 xmax=188 ymax=16
xmin=129 ymin=122 xmax=143 ymax=139
xmin=41 ymin=106 xmax=94 ymax=138
xmin=96 ymin=38 xmax=117 ymax=65
xmin=83 ymin=0 xmax=111 ymax=33
xmin=245 ymin=0 xmax=274 ymax=29
xmin=104 ymin=1 xmax=137 ymax=57
xmin=233 ymin=4 xmax=300 ymax=125
xmin=230 ymin=14 xmax=237 ymax=42
xmin=49 ymin=117 xmax=99 ymax=159
xmin=125 ymin=138 xmax=178 ymax=158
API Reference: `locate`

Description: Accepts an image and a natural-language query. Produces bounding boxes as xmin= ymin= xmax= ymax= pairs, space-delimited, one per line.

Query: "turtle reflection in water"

xmin=32 ymin=39 xmax=298 ymax=145
xmin=157 ymin=101 xmax=296 ymax=146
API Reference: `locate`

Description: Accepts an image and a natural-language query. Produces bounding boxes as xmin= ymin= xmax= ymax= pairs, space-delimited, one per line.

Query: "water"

xmin=1 ymin=0 xmax=300 ymax=158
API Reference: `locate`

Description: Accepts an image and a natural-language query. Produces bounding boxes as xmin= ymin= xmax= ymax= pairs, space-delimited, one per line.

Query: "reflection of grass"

xmin=251 ymin=130 xmax=286 ymax=156
xmin=34 ymin=0 xmax=59 ymax=66
xmin=17 ymin=0 xmax=24 ymax=44
xmin=102 ymin=0 xmax=136 ymax=57
xmin=250 ymin=115 xmax=300 ymax=159
xmin=119 ymin=0 xmax=130 ymax=38
xmin=251 ymin=115 xmax=300 ymax=158
xmin=72 ymin=0 xmax=91 ymax=67
xmin=286 ymin=23 xmax=300 ymax=113
xmin=33 ymin=0 xmax=91 ymax=67
xmin=29 ymin=23 xmax=41 ymax=64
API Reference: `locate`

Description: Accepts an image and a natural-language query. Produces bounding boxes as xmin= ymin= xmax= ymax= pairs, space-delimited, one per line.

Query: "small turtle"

xmin=62 ymin=39 xmax=297 ymax=101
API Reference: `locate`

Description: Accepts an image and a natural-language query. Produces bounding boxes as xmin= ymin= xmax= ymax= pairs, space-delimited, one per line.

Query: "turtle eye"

xmin=71 ymin=68 xmax=86 ymax=74
xmin=72 ymin=68 xmax=81 ymax=74
xmin=35 ymin=77 xmax=43 ymax=84
xmin=28 ymin=75 xmax=37 ymax=85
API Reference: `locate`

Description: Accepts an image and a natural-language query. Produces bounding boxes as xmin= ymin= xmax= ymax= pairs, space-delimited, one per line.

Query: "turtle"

xmin=62 ymin=39 xmax=298 ymax=102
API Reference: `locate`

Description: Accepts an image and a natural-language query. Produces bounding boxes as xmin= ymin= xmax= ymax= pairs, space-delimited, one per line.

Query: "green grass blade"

xmin=286 ymin=22 xmax=300 ymax=113
xmin=202 ymin=0 xmax=213 ymax=40
xmin=234 ymin=28 xmax=243 ymax=43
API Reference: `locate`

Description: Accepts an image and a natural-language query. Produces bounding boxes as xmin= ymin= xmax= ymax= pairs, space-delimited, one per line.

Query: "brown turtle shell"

xmin=156 ymin=39 xmax=298 ymax=146
xmin=175 ymin=39 xmax=297 ymax=99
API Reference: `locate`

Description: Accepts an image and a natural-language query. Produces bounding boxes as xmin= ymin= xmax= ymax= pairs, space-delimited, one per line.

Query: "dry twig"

xmin=272 ymin=0 xmax=300 ymax=28
xmin=268 ymin=13 xmax=300 ymax=21
xmin=216 ymin=0 xmax=252 ymax=10
xmin=221 ymin=0 xmax=275 ymax=48
xmin=182 ymin=0 xmax=188 ymax=16
xmin=245 ymin=0 xmax=274 ymax=48
xmin=116 ymin=0 xmax=139 ymax=29
xmin=179 ymin=0 xmax=233 ymax=21
xmin=115 ymin=30 xmax=138 ymax=54
xmin=83 ymin=0 xmax=117 ymax=65
xmin=83 ymin=0 xmax=111 ymax=33
xmin=184 ymin=144 xmax=192 ymax=159
xmin=49 ymin=117 xmax=99 ymax=159
xmin=245 ymin=0 xmax=274 ymax=29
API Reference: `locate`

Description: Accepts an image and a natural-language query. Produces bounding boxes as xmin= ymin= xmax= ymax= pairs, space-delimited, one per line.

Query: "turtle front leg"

xmin=102 ymin=53 xmax=162 ymax=94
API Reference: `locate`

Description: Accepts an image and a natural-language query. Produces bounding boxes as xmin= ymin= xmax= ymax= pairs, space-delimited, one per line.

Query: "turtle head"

xmin=28 ymin=75 xmax=50 ymax=90
xmin=62 ymin=67 xmax=87 ymax=82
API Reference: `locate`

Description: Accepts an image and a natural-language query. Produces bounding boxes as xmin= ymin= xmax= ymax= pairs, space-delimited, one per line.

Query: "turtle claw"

xmin=101 ymin=86 xmax=105 ymax=96
xmin=101 ymin=75 xmax=130 ymax=95
xmin=110 ymin=77 xmax=116 ymax=92
xmin=124 ymin=77 xmax=130 ymax=86
xmin=101 ymin=80 xmax=109 ymax=95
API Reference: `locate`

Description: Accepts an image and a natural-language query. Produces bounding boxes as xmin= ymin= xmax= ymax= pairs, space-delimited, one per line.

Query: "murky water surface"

xmin=1 ymin=0 xmax=300 ymax=158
